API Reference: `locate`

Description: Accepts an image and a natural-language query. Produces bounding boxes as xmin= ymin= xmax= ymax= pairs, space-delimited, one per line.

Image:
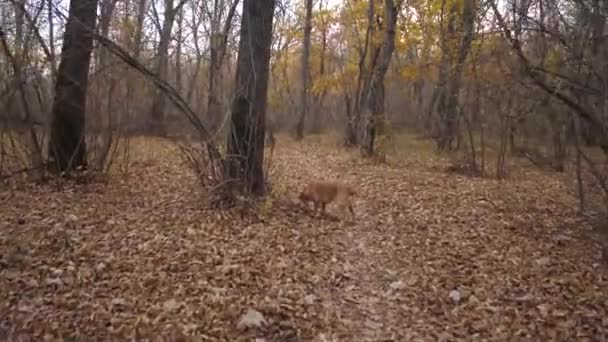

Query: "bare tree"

xmin=225 ymin=0 xmax=275 ymax=195
xmin=360 ymin=0 xmax=401 ymax=156
xmin=346 ymin=0 xmax=374 ymax=146
xmin=132 ymin=0 xmax=147 ymax=58
xmin=436 ymin=0 xmax=476 ymax=151
xmin=93 ymin=0 xmax=119 ymax=170
xmin=147 ymin=0 xmax=187 ymax=136
xmin=48 ymin=0 xmax=99 ymax=173
xmin=309 ymin=0 xmax=329 ymax=134
xmin=207 ymin=0 xmax=240 ymax=134
xmin=294 ymin=0 xmax=313 ymax=140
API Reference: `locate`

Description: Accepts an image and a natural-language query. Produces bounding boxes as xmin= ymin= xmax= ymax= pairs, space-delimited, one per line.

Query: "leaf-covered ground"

xmin=1 ymin=135 xmax=607 ymax=341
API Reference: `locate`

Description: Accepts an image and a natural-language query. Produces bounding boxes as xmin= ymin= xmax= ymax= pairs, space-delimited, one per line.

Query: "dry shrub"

xmin=177 ymin=141 xmax=224 ymax=188
xmin=176 ymin=138 xmax=245 ymax=211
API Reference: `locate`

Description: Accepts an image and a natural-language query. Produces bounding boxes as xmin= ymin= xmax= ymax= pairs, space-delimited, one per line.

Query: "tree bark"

xmin=346 ymin=0 xmax=374 ymax=146
xmin=225 ymin=0 xmax=275 ymax=195
xmin=437 ymin=0 xmax=476 ymax=151
xmin=122 ymin=0 xmax=146 ymax=135
xmin=360 ymin=0 xmax=400 ymax=157
xmin=175 ymin=6 xmax=184 ymax=95
xmin=132 ymin=0 xmax=147 ymax=58
xmin=207 ymin=0 xmax=240 ymax=134
xmin=310 ymin=0 xmax=329 ymax=134
xmin=94 ymin=0 xmax=118 ymax=170
xmin=48 ymin=0 xmax=99 ymax=173
xmin=427 ymin=0 xmax=453 ymax=139
xmin=294 ymin=0 xmax=313 ymax=140
xmin=148 ymin=0 xmax=182 ymax=136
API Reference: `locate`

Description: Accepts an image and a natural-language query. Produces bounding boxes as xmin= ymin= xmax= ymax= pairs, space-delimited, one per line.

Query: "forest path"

xmin=272 ymin=135 xmax=608 ymax=340
xmin=1 ymin=135 xmax=607 ymax=341
xmin=274 ymin=138 xmax=408 ymax=340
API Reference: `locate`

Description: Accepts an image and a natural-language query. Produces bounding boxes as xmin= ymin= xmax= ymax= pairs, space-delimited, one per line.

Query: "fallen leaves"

xmin=237 ymin=308 xmax=267 ymax=330
xmin=0 ymin=136 xmax=607 ymax=340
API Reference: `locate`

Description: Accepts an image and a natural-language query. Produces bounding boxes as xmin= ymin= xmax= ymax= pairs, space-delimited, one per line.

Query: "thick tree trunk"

xmin=225 ymin=0 xmax=275 ymax=195
xmin=360 ymin=0 xmax=399 ymax=157
xmin=48 ymin=0 xmax=99 ymax=173
xmin=294 ymin=0 xmax=313 ymax=140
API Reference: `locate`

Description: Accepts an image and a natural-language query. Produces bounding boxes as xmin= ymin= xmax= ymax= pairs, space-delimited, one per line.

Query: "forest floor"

xmin=1 ymin=134 xmax=608 ymax=341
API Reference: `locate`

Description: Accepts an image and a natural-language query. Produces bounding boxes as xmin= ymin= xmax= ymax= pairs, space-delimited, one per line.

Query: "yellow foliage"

xmin=400 ymin=65 xmax=421 ymax=81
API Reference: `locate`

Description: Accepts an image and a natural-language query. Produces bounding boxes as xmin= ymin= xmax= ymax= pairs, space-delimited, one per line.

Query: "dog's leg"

xmin=320 ymin=202 xmax=327 ymax=216
xmin=348 ymin=204 xmax=355 ymax=221
xmin=313 ymin=201 xmax=320 ymax=216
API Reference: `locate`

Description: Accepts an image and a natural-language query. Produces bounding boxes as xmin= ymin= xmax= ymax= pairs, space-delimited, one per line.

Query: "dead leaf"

xmin=389 ymin=280 xmax=406 ymax=290
xmin=163 ymin=299 xmax=181 ymax=312
xmin=237 ymin=308 xmax=266 ymax=330
xmin=449 ymin=290 xmax=461 ymax=303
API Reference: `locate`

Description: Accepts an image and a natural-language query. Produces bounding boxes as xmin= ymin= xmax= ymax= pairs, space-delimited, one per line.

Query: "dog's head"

xmin=298 ymin=185 xmax=313 ymax=203
xmin=345 ymin=185 xmax=358 ymax=197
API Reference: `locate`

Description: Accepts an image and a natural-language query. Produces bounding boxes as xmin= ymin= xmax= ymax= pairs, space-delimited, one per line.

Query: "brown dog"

xmin=298 ymin=181 xmax=357 ymax=220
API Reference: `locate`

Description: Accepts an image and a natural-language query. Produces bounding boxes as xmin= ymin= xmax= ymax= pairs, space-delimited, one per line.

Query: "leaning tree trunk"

xmin=225 ymin=0 xmax=275 ymax=195
xmin=360 ymin=0 xmax=400 ymax=157
xmin=294 ymin=0 xmax=313 ymax=140
xmin=48 ymin=0 xmax=99 ymax=173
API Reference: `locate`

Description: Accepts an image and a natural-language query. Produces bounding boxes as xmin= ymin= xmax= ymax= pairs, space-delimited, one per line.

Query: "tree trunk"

xmin=207 ymin=0 xmax=240 ymax=134
xmin=438 ymin=0 xmax=476 ymax=151
xmin=132 ymin=0 xmax=147 ymax=58
xmin=294 ymin=0 xmax=313 ymax=140
xmin=225 ymin=0 xmax=275 ymax=196
xmin=175 ymin=6 xmax=184 ymax=95
xmin=551 ymin=114 xmax=567 ymax=172
xmin=47 ymin=0 xmax=57 ymax=81
xmin=123 ymin=0 xmax=146 ymax=135
xmin=94 ymin=0 xmax=118 ymax=170
xmin=48 ymin=0 xmax=99 ymax=173
xmin=344 ymin=92 xmax=355 ymax=143
xmin=148 ymin=0 xmax=179 ymax=136
xmin=310 ymin=3 xmax=329 ymax=135
xmin=573 ymin=114 xmax=585 ymax=212
xmin=346 ymin=0 xmax=374 ymax=146
xmin=428 ymin=0 xmax=454 ymax=141
xmin=14 ymin=0 xmax=25 ymax=54
xmin=360 ymin=0 xmax=399 ymax=157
